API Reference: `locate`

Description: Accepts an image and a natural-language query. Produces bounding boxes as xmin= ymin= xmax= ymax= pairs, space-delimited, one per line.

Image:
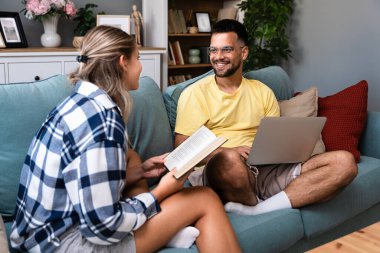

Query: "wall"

xmin=0 ymin=0 xmax=142 ymax=47
xmin=288 ymin=0 xmax=380 ymax=111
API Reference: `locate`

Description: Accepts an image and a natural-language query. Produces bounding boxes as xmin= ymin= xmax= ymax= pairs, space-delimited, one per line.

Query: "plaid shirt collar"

xmin=75 ymin=81 xmax=121 ymax=114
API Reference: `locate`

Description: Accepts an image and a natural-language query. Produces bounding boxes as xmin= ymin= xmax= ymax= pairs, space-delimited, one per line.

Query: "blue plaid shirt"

xmin=10 ymin=81 xmax=160 ymax=253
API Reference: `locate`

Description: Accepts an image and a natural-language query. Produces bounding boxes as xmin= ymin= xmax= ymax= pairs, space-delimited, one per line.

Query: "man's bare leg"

xmin=205 ymin=149 xmax=258 ymax=205
xmin=285 ymin=150 xmax=357 ymax=208
xmin=225 ymin=150 xmax=358 ymax=215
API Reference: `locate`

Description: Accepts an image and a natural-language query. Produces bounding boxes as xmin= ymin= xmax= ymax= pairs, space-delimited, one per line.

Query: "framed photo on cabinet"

xmin=0 ymin=32 xmax=5 ymax=48
xmin=97 ymin=15 xmax=131 ymax=34
xmin=0 ymin=11 xmax=28 ymax=48
xmin=194 ymin=12 xmax=211 ymax=33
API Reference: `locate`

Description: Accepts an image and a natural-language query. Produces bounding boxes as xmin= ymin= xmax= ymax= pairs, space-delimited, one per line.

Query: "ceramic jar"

xmin=188 ymin=48 xmax=201 ymax=64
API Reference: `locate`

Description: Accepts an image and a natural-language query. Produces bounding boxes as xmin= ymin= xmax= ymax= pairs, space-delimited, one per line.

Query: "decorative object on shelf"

xmin=22 ymin=0 xmax=77 ymax=47
xmin=131 ymin=4 xmax=144 ymax=47
xmin=188 ymin=48 xmax=201 ymax=64
xmin=239 ymin=0 xmax=294 ymax=70
xmin=0 ymin=12 xmax=28 ymax=48
xmin=188 ymin=26 xmax=198 ymax=34
xmin=194 ymin=12 xmax=211 ymax=32
xmin=186 ymin=10 xmax=193 ymax=29
xmin=41 ymin=13 xmax=61 ymax=47
xmin=199 ymin=46 xmax=210 ymax=64
xmin=73 ymin=3 xmax=105 ymax=48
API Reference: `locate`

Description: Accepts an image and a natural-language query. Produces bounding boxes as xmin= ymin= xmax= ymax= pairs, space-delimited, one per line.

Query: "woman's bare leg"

xmin=134 ymin=187 xmax=241 ymax=253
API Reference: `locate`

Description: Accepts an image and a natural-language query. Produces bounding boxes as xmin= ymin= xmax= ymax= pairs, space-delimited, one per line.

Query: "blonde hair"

xmin=69 ymin=25 xmax=136 ymax=122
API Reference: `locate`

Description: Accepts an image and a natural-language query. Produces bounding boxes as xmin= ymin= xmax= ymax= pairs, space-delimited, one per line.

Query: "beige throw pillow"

xmin=279 ymin=86 xmax=325 ymax=156
xmin=0 ymin=216 xmax=10 ymax=253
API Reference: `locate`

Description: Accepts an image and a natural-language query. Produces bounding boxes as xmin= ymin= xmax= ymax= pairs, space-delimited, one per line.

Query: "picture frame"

xmin=0 ymin=32 xmax=5 ymax=48
xmin=0 ymin=11 xmax=28 ymax=48
xmin=97 ymin=15 xmax=131 ymax=34
xmin=195 ymin=12 xmax=212 ymax=33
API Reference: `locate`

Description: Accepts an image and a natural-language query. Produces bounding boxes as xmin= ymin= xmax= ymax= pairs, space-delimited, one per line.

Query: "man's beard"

xmin=212 ymin=60 xmax=242 ymax=77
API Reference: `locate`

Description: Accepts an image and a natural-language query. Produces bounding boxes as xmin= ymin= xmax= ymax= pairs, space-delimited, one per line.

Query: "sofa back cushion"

xmin=127 ymin=76 xmax=174 ymax=186
xmin=0 ymin=75 xmax=74 ymax=219
xmin=163 ymin=66 xmax=294 ymax=131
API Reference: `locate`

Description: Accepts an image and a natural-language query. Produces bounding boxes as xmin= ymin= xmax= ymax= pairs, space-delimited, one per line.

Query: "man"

xmin=174 ymin=19 xmax=358 ymax=215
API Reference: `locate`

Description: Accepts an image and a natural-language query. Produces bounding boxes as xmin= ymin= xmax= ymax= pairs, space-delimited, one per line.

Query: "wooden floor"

xmin=307 ymin=222 xmax=380 ymax=253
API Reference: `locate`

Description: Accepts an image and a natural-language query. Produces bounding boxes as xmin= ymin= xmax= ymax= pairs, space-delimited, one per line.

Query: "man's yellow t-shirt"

xmin=175 ymin=75 xmax=280 ymax=148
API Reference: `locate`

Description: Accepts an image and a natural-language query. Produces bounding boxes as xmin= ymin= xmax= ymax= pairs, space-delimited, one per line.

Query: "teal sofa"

xmin=1 ymin=66 xmax=379 ymax=252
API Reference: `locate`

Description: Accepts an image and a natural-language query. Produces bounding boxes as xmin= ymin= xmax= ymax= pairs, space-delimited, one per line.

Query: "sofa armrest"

xmin=359 ymin=111 xmax=380 ymax=159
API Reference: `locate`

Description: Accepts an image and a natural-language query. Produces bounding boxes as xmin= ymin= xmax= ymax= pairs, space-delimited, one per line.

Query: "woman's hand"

xmin=151 ymin=169 xmax=189 ymax=202
xmin=141 ymin=153 xmax=168 ymax=178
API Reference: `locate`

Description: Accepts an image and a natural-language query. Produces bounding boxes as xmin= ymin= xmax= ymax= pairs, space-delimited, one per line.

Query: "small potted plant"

xmin=72 ymin=3 xmax=105 ymax=47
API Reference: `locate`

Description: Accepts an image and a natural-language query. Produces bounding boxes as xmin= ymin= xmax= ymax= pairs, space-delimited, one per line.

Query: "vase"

xmin=41 ymin=14 xmax=61 ymax=48
xmin=188 ymin=49 xmax=201 ymax=64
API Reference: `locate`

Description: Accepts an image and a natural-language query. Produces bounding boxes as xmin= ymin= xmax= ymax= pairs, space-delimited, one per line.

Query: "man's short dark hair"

xmin=211 ymin=19 xmax=249 ymax=46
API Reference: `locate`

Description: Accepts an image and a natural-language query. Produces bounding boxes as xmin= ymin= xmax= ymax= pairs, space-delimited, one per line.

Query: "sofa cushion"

xmin=279 ymin=86 xmax=325 ymax=156
xmin=0 ymin=75 xmax=74 ymax=219
xmin=164 ymin=70 xmax=214 ymax=131
xmin=243 ymin=65 xmax=294 ymax=100
xmin=359 ymin=111 xmax=380 ymax=160
xmin=127 ymin=76 xmax=174 ymax=186
xmin=318 ymin=80 xmax=368 ymax=162
xmin=300 ymin=155 xmax=380 ymax=238
xmin=163 ymin=66 xmax=294 ymax=132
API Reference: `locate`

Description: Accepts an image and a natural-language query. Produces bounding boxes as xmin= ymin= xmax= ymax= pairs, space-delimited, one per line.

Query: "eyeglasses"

xmin=208 ymin=46 xmax=245 ymax=55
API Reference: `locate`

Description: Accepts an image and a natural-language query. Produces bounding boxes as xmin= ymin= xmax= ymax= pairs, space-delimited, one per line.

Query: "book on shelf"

xmin=177 ymin=9 xmax=188 ymax=34
xmin=217 ymin=7 xmax=238 ymax=21
xmin=168 ymin=43 xmax=176 ymax=65
xmin=164 ymin=126 xmax=226 ymax=179
xmin=168 ymin=75 xmax=193 ymax=86
xmin=171 ymin=41 xmax=185 ymax=65
xmin=168 ymin=9 xmax=180 ymax=34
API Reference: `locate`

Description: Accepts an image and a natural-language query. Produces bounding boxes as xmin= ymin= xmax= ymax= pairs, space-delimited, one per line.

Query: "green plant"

xmin=239 ymin=0 xmax=294 ymax=70
xmin=73 ymin=3 xmax=105 ymax=36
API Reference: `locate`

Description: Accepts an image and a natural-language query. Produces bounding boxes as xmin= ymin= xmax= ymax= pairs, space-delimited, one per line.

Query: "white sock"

xmin=224 ymin=191 xmax=292 ymax=216
xmin=166 ymin=226 xmax=200 ymax=248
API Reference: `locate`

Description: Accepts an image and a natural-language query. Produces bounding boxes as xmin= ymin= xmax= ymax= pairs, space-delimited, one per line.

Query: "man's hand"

xmin=230 ymin=146 xmax=251 ymax=160
xmin=141 ymin=153 xmax=169 ymax=178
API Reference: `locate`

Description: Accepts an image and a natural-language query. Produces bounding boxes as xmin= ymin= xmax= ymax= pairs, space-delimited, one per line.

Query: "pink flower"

xmin=23 ymin=0 xmax=77 ymax=20
xmin=65 ymin=1 xmax=77 ymax=17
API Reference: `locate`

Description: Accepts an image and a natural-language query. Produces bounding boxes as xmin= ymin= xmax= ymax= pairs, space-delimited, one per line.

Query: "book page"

xmin=174 ymin=136 xmax=226 ymax=179
xmin=165 ymin=126 xmax=217 ymax=172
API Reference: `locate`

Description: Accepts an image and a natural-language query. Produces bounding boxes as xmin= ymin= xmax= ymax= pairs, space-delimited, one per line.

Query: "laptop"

xmin=247 ymin=117 xmax=326 ymax=165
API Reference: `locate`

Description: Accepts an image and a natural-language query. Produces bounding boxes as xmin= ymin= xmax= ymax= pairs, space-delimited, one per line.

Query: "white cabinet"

xmin=0 ymin=47 xmax=165 ymax=88
xmin=0 ymin=64 xmax=5 ymax=84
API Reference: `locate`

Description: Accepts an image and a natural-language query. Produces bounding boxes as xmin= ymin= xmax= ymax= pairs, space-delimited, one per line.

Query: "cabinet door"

xmin=140 ymin=54 xmax=161 ymax=87
xmin=64 ymin=61 xmax=79 ymax=75
xmin=0 ymin=64 xmax=5 ymax=84
xmin=8 ymin=62 xmax=61 ymax=83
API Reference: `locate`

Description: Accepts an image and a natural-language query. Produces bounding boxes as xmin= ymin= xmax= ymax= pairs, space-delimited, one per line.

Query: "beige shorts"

xmin=56 ymin=226 xmax=136 ymax=253
xmin=251 ymin=163 xmax=302 ymax=200
xmin=189 ymin=163 xmax=301 ymax=201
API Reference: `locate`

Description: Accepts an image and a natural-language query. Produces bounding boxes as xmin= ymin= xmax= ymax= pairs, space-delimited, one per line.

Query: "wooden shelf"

xmin=169 ymin=64 xmax=211 ymax=69
xmin=169 ymin=33 xmax=211 ymax=37
xmin=167 ymin=0 xmax=223 ymax=85
xmin=0 ymin=47 xmax=165 ymax=53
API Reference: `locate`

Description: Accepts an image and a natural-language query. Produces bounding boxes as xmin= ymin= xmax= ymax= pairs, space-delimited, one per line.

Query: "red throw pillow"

xmin=318 ymin=80 xmax=368 ymax=162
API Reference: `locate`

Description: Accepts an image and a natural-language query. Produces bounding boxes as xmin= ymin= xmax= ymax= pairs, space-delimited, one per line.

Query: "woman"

xmin=10 ymin=25 xmax=241 ymax=253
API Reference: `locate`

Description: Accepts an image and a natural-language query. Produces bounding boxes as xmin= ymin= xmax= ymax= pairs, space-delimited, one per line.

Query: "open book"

xmin=165 ymin=126 xmax=227 ymax=179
